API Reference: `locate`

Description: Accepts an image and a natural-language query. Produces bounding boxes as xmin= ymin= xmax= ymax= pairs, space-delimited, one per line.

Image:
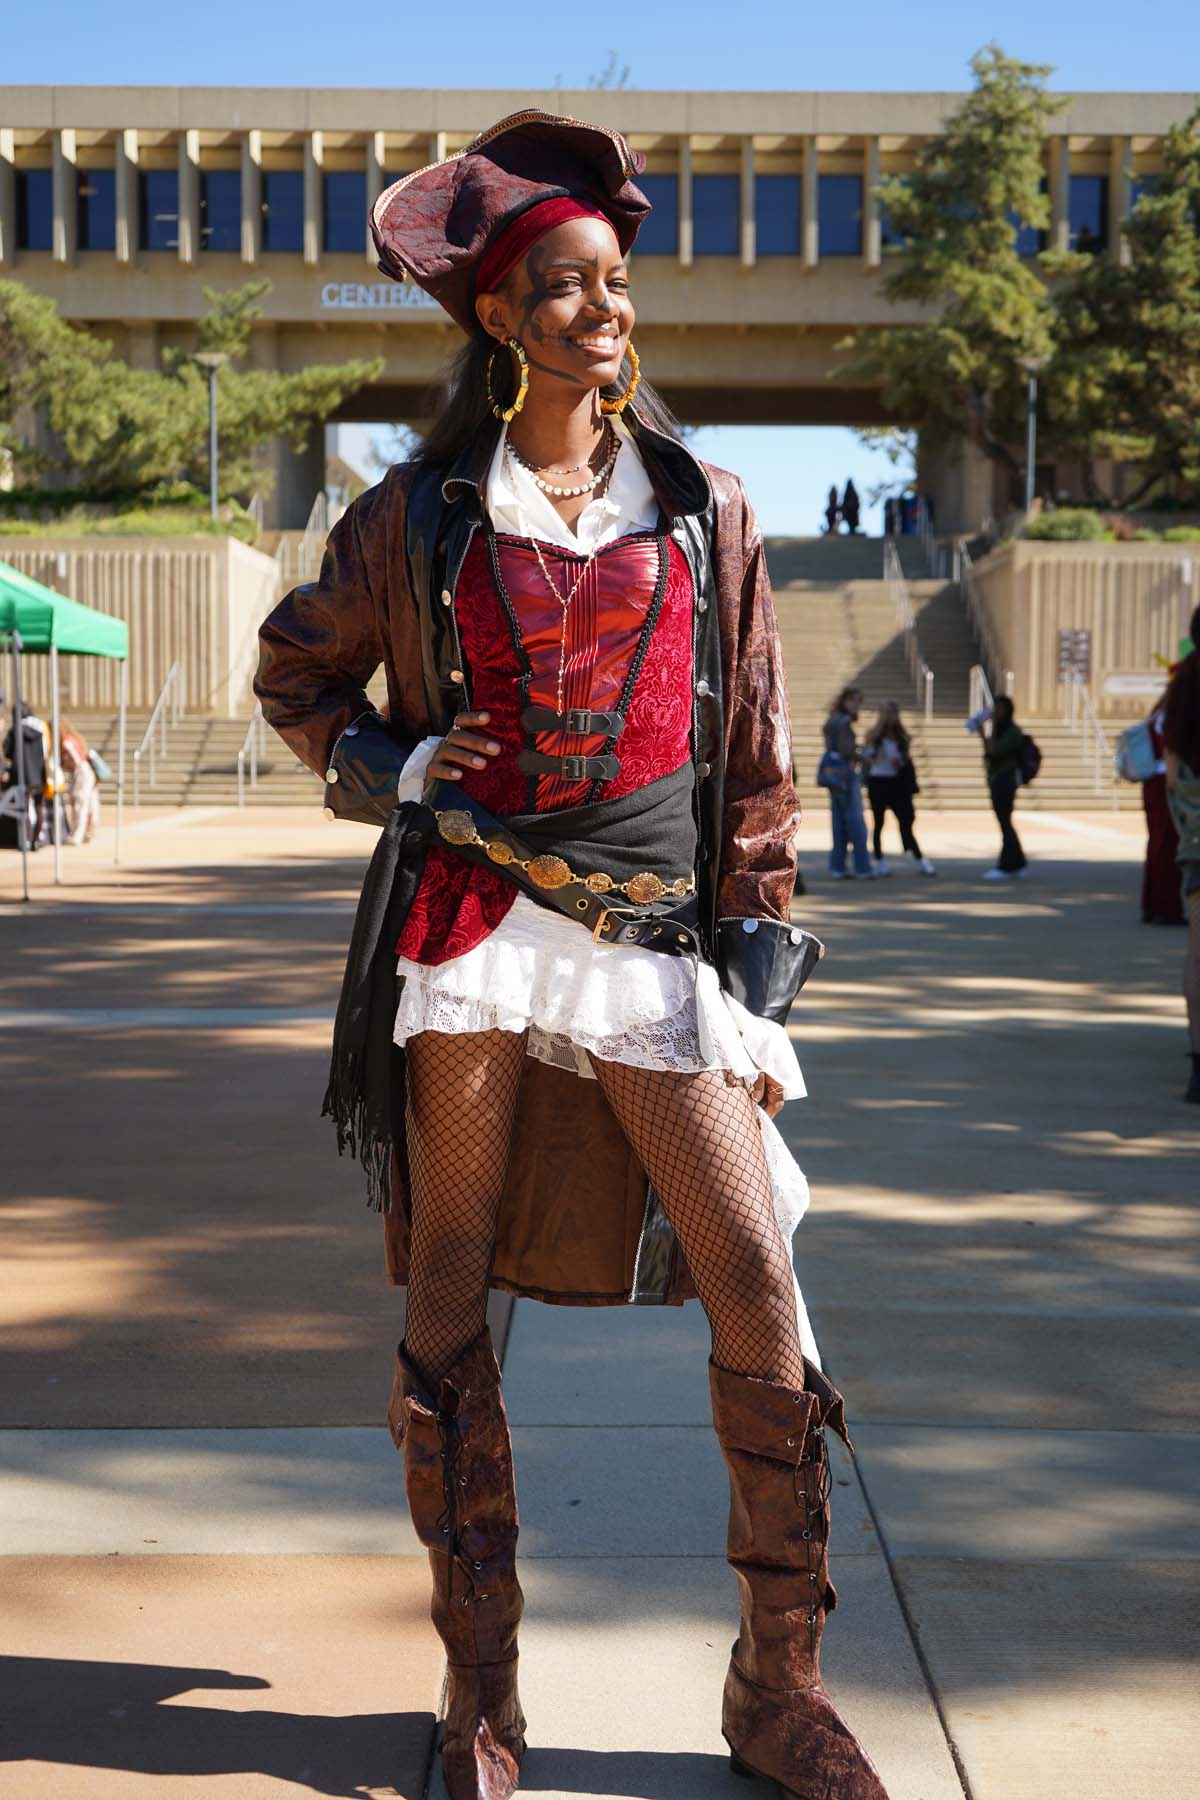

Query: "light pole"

xmin=1018 ymin=353 xmax=1048 ymax=517
xmin=192 ymin=351 xmax=230 ymax=519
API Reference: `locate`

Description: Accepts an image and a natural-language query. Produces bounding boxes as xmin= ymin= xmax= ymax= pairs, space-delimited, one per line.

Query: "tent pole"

xmin=50 ymin=642 xmax=63 ymax=884
xmin=115 ymin=654 xmax=127 ymax=866
xmin=11 ymin=631 xmax=30 ymax=903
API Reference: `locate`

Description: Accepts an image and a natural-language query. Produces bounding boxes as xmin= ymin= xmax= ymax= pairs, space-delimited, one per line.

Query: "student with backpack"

xmin=982 ymin=695 xmax=1033 ymax=880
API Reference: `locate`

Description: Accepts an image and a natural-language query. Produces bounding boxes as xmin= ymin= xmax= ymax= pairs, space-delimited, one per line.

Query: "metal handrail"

xmin=236 ymin=701 xmax=268 ymax=808
xmin=132 ymin=661 xmax=184 ymax=805
xmin=1063 ymin=672 xmax=1117 ymax=801
xmin=955 ymin=537 xmax=1014 ymax=702
xmin=883 ymin=538 xmax=935 ymax=720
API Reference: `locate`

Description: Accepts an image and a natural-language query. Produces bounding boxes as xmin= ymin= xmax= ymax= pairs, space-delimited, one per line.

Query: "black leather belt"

xmin=517 ymin=748 xmax=621 ymax=782
xmin=417 ymin=779 xmax=700 ymax=957
xmin=521 ymin=703 xmax=627 ymax=737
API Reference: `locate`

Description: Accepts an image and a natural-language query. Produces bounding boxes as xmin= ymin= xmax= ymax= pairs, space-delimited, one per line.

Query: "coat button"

xmin=326 ymin=768 xmax=339 ymax=782
xmin=322 ymin=806 xmax=336 ymax=821
xmin=696 ymin=595 xmax=709 ymax=613
xmin=344 ymin=723 xmax=359 ymax=737
xmin=450 ymin=669 xmax=465 ymax=684
xmin=695 ymin=678 xmax=711 ymax=698
xmin=790 ymin=927 xmax=803 ymax=945
xmin=441 ymin=588 xmax=453 ymax=606
xmin=742 ymin=919 xmax=758 ymax=934
xmin=697 ymin=761 xmax=711 ymax=778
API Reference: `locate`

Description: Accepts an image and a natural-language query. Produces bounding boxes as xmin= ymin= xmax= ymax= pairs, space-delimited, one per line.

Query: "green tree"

xmin=0 ymin=278 xmax=382 ymax=503
xmin=842 ymin=46 xmax=1064 ymax=480
xmin=1046 ymin=109 xmax=1200 ymax=504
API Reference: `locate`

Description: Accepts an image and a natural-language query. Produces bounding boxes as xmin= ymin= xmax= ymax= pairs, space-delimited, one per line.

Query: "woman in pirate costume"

xmin=256 ymin=111 xmax=888 ymax=1800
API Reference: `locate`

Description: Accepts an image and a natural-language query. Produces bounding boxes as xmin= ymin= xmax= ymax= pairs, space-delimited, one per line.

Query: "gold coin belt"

xmin=434 ymin=808 xmax=695 ymax=906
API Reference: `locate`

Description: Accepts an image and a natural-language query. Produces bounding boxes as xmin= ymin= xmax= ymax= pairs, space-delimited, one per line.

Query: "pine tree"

xmin=1047 ymin=109 xmax=1200 ymax=504
xmin=0 ymin=278 xmax=382 ymax=505
xmin=842 ymin=46 xmax=1063 ymax=479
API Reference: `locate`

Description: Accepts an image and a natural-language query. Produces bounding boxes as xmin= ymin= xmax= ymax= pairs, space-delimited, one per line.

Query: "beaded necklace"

xmin=507 ymin=424 xmax=618 ymax=497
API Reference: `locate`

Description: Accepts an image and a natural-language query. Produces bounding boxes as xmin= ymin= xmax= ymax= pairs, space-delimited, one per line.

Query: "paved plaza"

xmin=1 ymin=802 xmax=1197 ymax=1800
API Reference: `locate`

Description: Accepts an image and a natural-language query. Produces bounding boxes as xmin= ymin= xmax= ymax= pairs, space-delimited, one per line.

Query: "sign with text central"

xmin=320 ymin=281 xmax=439 ymax=313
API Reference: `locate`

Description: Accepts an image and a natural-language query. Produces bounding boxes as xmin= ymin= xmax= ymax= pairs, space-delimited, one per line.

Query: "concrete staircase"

xmin=74 ymin=713 xmax=323 ymax=809
xmin=768 ymin=537 xmax=1122 ymax=814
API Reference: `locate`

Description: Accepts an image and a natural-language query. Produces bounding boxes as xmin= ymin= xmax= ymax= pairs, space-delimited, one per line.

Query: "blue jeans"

xmin=829 ymin=777 xmax=872 ymax=876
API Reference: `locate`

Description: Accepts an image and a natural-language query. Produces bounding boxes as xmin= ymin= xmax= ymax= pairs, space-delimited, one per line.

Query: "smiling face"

xmin=474 ymin=214 xmax=634 ymax=397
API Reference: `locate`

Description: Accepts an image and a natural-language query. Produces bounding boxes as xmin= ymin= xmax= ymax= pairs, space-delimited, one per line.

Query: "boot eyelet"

xmin=792 ymin=1394 xmax=803 ymax=1404
xmin=460 ymin=1477 xmax=468 ymax=1487
xmin=473 ymin=1561 xmax=482 ymax=1570
xmin=801 ymin=1529 xmax=812 ymax=1540
xmin=441 ymin=1526 xmax=450 ymax=1534
xmin=786 ymin=1437 xmax=795 ymax=1447
xmin=462 ymin=1595 xmax=470 ymax=1606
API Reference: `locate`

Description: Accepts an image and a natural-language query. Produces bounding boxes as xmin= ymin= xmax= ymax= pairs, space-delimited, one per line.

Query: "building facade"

xmin=1 ymin=86 xmax=1197 ymax=526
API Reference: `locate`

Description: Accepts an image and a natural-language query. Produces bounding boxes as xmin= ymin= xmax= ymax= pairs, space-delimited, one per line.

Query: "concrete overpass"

xmin=3 ymin=85 xmax=1197 ymax=523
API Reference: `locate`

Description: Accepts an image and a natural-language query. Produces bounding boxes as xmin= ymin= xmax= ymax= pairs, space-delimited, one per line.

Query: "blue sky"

xmin=13 ymin=1 xmax=1196 ymax=533
xmin=10 ymin=1 xmax=1197 ymax=92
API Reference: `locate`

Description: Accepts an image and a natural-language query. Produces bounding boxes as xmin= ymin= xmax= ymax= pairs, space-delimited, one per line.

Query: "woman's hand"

xmin=751 ymin=1071 xmax=786 ymax=1118
xmin=426 ymin=711 xmax=502 ymax=782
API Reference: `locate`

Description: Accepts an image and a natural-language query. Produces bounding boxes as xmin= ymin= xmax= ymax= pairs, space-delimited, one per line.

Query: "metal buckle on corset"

xmin=560 ymin=754 xmax=592 ymax=782
xmin=562 ymin=707 xmax=602 ymax=735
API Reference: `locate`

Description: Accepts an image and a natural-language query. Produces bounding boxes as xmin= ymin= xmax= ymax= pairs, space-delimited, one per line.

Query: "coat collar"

xmin=439 ymin=405 xmax=712 ymax=522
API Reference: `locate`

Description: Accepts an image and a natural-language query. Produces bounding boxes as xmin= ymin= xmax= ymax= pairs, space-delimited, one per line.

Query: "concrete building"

xmin=1 ymin=85 xmax=1197 ymax=526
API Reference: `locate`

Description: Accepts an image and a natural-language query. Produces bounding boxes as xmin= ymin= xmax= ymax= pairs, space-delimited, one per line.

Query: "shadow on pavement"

xmin=0 ymin=1656 xmax=432 ymax=1799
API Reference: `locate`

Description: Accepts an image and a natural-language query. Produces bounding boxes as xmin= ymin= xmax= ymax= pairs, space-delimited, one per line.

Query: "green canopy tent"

xmin=0 ymin=558 xmax=129 ymax=900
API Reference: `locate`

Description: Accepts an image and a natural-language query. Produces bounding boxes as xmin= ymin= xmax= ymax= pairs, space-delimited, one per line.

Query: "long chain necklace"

xmin=508 ymin=425 xmax=617 ymax=497
xmin=505 ymin=439 xmax=621 ymax=715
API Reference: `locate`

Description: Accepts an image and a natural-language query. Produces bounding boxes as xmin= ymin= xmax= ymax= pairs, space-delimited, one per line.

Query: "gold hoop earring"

xmin=601 ymin=343 xmax=641 ymax=416
xmin=486 ymin=336 xmax=529 ymax=422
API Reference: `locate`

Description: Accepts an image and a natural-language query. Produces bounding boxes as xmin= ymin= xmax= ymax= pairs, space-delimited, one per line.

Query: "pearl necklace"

xmin=508 ymin=427 xmax=618 ymax=497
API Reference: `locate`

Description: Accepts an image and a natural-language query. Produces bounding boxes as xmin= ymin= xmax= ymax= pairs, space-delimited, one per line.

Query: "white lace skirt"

xmin=394 ymin=894 xmax=820 ymax=1360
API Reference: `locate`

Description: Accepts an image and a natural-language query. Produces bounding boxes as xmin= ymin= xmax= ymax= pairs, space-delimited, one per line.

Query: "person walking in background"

xmin=841 ymin=479 xmax=861 ymax=535
xmin=1141 ymin=695 xmax=1185 ymax=925
xmin=820 ymin=686 xmax=873 ymax=880
xmin=824 ymin=485 xmax=840 ymax=535
xmin=60 ymin=719 xmax=100 ymax=846
xmin=1162 ymin=605 xmax=1200 ymax=1103
xmin=982 ymin=695 xmax=1028 ymax=880
xmin=2 ymin=702 xmax=49 ymax=851
xmin=862 ymin=701 xmax=936 ymax=877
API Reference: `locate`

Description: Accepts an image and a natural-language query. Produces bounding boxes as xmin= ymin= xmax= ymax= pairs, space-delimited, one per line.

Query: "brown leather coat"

xmin=256 ymin=408 xmax=801 ymax=1308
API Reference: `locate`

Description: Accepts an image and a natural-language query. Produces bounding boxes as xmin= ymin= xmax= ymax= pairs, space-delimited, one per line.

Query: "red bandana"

xmin=475 ymin=196 xmax=611 ymax=296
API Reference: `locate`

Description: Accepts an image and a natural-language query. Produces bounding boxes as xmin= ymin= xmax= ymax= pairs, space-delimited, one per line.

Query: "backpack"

xmin=1019 ymin=734 xmax=1042 ymax=786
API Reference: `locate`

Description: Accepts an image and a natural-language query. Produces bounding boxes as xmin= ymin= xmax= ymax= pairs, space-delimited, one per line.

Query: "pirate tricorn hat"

xmin=370 ymin=110 xmax=651 ymax=333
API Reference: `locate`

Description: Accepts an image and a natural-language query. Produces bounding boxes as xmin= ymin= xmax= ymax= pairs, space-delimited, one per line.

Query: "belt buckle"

xmin=561 ymin=753 xmax=591 ymax=781
xmin=562 ymin=708 xmax=591 ymax=735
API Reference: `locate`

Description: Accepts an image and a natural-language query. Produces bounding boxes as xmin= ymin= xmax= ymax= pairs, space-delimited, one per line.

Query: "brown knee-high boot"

xmin=709 ymin=1358 xmax=889 ymax=1800
xmin=389 ymin=1328 xmax=526 ymax=1800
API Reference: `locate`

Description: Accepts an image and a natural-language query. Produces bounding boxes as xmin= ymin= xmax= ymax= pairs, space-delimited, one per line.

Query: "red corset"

xmin=397 ymin=529 xmax=695 ymax=967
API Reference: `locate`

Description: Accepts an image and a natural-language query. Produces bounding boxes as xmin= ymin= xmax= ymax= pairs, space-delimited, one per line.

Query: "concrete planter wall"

xmin=1 ymin=535 xmax=282 ymax=717
xmin=971 ymin=539 xmax=1199 ymax=718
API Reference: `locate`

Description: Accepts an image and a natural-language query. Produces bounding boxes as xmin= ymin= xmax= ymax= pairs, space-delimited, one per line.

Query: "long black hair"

xmin=414 ymin=327 xmax=683 ymax=470
xmin=1163 ymin=604 xmax=1200 ymax=770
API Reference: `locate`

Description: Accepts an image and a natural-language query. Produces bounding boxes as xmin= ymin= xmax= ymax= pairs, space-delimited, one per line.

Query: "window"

xmin=324 ymin=171 xmax=366 ymax=254
xmin=201 ymin=170 xmax=241 ymax=252
xmin=755 ymin=174 xmax=801 ymax=256
xmin=139 ymin=168 xmax=179 ymax=250
xmin=76 ymin=168 xmax=115 ymax=250
xmin=1130 ymin=174 xmax=1160 ymax=213
xmin=693 ymin=173 xmax=739 ymax=256
xmin=818 ymin=174 xmax=862 ymax=256
xmin=1069 ymin=175 xmax=1108 ymax=254
xmin=633 ymin=174 xmax=677 ymax=254
xmin=16 ymin=167 xmax=52 ymax=250
xmin=1009 ymin=179 xmax=1048 ymax=257
xmin=262 ymin=170 xmax=303 ymax=252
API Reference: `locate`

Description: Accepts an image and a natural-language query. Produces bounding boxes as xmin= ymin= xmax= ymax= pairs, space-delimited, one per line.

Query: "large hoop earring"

xmin=486 ymin=336 xmax=529 ymax=422
xmin=601 ymin=343 xmax=642 ymax=416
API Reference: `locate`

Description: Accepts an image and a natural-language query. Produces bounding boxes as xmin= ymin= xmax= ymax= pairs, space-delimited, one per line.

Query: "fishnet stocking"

xmin=587 ymin=1058 xmax=807 ymax=1390
xmin=403 ymin=1028 xmax=528 ymax=1389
